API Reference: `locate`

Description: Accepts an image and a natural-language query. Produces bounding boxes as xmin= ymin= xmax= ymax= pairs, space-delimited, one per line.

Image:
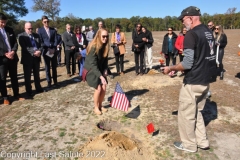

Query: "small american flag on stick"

xmin=111 ymin=82 xmax=130 ymax=112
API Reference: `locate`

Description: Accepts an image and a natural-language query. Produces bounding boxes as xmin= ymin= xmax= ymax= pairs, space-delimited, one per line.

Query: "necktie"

xmin=0 ymin=28 xmax=11 ymax=52
xmin=29 ymin=34 xmax=37 ymax=50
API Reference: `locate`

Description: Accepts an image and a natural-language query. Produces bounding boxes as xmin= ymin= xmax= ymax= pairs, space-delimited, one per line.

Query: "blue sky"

xmin=20 ymin=0 xmax=240 ymax=21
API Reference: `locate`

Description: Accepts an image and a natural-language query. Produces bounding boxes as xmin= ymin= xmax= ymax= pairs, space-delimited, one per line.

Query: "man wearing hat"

xmin=161 ymin=6 xmax=217 ymax=152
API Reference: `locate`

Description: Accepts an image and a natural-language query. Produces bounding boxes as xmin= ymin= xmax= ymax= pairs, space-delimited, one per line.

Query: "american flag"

xmin=111 ymin=82 xmax=130 ymax=112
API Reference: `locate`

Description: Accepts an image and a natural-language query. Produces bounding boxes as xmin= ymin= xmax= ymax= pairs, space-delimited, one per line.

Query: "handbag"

xmin=113 ymin=46 xmax=120 ymax=54
xmin=82 ymin=68 xmax=91 ymax=82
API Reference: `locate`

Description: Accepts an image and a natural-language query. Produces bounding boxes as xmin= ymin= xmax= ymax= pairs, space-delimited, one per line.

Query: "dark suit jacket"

xmin=38 ymin=27 xmax=57 ymax=54
xmin=18 ymin=32 xmax=42 ymax=65
xmin=0 ymin=26 xmax=18 ymax=62
xmin=62 ymin=31 xmax=75 ymax=50
xmin=56 ymin=34 xmax=63 ymax=47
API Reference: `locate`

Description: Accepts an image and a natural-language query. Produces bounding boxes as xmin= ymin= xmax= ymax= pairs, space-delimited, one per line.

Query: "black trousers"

xmin=165 ymin=52 xmax=176 ymax=66
xmin=134 ymin=50 xmax=144 ymax=74
xmin=42 ymin=53 xmax=58 ymax=85
xmin=114 ymin=53 xmax=124 ymax=73
xmin=23 ymin=60 xmax=42 ymax=94
xmin=0 ymin=57 xmax=7 ymax=98
xmin=7 ymin=59 xmax=19 ymax=97
xmin=218 ymin=49 xmax=224 ymax=72
xmin=56 ymin=48 xmax=62 ymax=65
xmin=65 ymin=50 xmax=76 ymax=74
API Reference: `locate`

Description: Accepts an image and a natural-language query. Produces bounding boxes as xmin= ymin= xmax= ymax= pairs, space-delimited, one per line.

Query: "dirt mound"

xmin=79 ymin=131 xmax=153 ymax=160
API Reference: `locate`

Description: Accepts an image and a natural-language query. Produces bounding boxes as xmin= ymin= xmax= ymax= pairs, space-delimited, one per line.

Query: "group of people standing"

xmin=0 ymin=5 xmax=231 ymax=155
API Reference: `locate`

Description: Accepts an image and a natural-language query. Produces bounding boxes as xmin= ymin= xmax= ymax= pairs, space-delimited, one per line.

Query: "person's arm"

xmin=175 ymin=36 xmax=181 ymax=51
xmin=88 ymin=47 xmax=102 ymax=78
xmin=11 ymin=29 xmax=18 ymax=52
xmin=18 ymin=34 xmax=34 ymax=56
xmin=53 ymin=29 xmax=58 ymax=48
xmin=219 ymin=34 xmax=227 ymax=48
xmin=147 ymin=32 xmax=154 ymax=44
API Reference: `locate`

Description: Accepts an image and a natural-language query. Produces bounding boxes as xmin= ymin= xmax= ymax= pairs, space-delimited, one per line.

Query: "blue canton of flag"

xmin=111 ymin=82 xmax=130 ymax=112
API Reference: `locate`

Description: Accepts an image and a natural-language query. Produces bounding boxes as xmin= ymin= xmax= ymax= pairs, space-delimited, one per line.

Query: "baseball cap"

xmin=178 ymin=6 xmax=201 ymax=20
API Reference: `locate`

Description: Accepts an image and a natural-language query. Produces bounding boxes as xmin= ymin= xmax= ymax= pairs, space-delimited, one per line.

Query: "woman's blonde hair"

xmin=214 ymin=25 xmax=224 ymax=41
xmin=87 ymin=28 xmax=109 ymax=57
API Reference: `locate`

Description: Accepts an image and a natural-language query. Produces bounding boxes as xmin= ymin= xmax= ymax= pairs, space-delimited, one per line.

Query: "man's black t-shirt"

xmin=183 ymin=24 xmax=217 ymax=85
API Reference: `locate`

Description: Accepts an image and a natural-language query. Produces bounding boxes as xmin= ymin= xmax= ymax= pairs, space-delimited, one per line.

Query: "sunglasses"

xmin=136 ymin=26 xmax=141 ymax=28
xmin=215 ymin=28 xmax=219 ymax=30
xmin=183 ymin=30 xmax=187 ymax=31
xmin=168 ymin=30 xmax=173 ymax=31
xmin=27 ymin=28 xmax=33 ymax=30
xmin=102 ymin=35 xmax=109 ymax=38
xmin=43 ymin=20 xmax=49 ymax=23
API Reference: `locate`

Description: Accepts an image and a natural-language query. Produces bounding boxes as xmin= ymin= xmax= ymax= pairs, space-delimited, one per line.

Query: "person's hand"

xmin=142 ymin=37 xmax=147 ymax=41
xmin=5 ymin=52 xmax=13 ymax=59
xmin=100 ymin=76 xmax=107 ymax=85
xmin=83 ymin=45 xmax=86 ymax=48
xmin=34 ymin=50 xmax=41 ymax=57
xmin=71 ymin=46 xmax=75 ymax=50
xmin=5 ymin=51 xmax=14 ymax=59
xmin=180 ymin=49 xmax=183 ymax=52
xmin=103 ymin=69 xmax=108 ymax=77
xmin=134 ymin=44 xmax=139 ymax=48
xmin=160 ymin=66 xmax=171 ymax=74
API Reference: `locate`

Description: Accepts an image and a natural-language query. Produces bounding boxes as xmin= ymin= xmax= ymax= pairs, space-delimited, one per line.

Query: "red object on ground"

xmin=146 ymin=123 xmax=155 ymax=134
xmin=238 ymin=51 xmax=240 ymax=56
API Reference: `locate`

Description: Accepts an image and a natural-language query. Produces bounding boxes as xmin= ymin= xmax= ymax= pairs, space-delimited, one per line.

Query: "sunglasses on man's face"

xmin=43 ymin=20 xmax=49 ymax=23
xmin=27 ymin=28 xmax=33 ymax=30
xmin=136 ymin=26 xmax=141 ymax=28
xmin=102 ymin=35 xmax=109 ymax=39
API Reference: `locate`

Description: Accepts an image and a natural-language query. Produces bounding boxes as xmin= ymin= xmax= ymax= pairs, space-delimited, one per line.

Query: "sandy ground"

xmin=0 ymin=30 xmax=240 ymax=160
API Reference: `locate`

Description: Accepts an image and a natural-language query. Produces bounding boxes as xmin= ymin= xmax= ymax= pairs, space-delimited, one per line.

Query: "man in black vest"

xmin=161 ymin=6 xmax=217 ymax=152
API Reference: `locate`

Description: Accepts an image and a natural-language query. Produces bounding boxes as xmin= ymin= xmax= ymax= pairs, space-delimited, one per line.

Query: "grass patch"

xmin=11 ymin=134 xmax=17 ymax=139
xmin=59 ymin=131 xmax=66 ymax=137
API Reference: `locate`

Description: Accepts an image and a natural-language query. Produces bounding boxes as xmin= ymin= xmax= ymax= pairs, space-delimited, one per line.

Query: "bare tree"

xmin=225 ymin=7 xmax=237 ymax=29
xmin=32 ymin=0 xmax=61 ymax=21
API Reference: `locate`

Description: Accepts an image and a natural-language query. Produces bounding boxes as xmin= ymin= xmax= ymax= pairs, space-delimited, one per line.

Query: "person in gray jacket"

xmin=86 ymin=26 xmax=94 ymax=44
xmin=62 ymin=24 xmax=77 ymax=77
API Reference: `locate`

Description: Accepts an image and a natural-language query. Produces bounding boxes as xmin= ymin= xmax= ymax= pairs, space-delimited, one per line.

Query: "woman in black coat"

xmin=213 ymin=25 xmax=227 ymax=80
xmin=162 ymin=27 xmax=178 ymax=68
xmin=132 ymin=23 xmax=146 ymax=75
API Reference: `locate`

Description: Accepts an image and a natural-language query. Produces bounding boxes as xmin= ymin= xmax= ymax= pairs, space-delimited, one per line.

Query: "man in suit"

xmin=0 ymin=13 xmax=24 ymax=105
xmin=55 ymin=28 xmax=63 ymax=66
xmin=62 ymin=24 xmax=77 ymax=77
xmin=18 ymin=22 xmax=45 ymax=96
xmin=38 ymin=16 xmax=59 ymax=88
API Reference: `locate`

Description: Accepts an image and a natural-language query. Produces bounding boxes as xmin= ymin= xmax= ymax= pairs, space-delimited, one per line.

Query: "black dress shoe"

xmin=27 ymin=92 xmax=34 ymax=97
xmin=47 ymin=83 xmax=51 ymax=88
xmin=53 ymin=83 xmax=60 ymax=88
